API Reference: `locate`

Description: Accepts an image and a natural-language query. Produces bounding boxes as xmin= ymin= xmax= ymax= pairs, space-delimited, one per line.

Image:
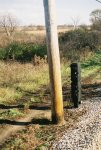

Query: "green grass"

xmin=81 ymin=51 xmax=101 ymax=82
xmin=61 ymin=63 xmax=71 ymax=85
xmin=81 ymin=51 xmax=101 ymax=68
xmin=0 ymin=87 xmax=22 ymax=105
xmin=0 ymin=109 xmax=24 ymax=120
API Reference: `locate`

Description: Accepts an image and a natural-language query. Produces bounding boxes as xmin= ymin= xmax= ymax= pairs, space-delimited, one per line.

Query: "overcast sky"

xmin=0 ymin=0 xmax=100 ymax=25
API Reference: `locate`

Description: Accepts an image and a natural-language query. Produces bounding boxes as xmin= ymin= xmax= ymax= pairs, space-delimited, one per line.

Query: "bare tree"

xmin=0 ymin=13 xmax=18 ymax=42
xmin=96 ymin=0 xmax=101 ymax=3
xmin=71 ymin=16 xmax=80 ymax=30
xmin=90 ymin=9 xmax=101 ymax=30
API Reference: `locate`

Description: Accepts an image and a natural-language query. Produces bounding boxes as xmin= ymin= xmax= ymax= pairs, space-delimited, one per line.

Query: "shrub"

xmin=1 ymin=42 xmax=47 ymax=62
xmin=59 ymin=29 xmax=99 ymax=50
xmin=0 ymin=48 xmax=6 ymax=60
xmin=59 ymin=29 xmax=100 ymax=61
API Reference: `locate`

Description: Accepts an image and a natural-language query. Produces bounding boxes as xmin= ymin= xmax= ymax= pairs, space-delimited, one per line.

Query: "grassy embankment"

xmin=0 ymin=50 xmax=101 ymax=119
xmin=0 ymin=51 xmax=101 ymax=149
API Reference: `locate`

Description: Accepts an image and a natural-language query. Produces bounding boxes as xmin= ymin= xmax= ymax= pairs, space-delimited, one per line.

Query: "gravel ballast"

xmin=52 ymin=98 xmax=101 ymax=150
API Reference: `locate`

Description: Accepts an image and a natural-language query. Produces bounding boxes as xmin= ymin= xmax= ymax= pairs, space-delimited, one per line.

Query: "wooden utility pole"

xmin=43 ymin=0 xmax=64 ymax=124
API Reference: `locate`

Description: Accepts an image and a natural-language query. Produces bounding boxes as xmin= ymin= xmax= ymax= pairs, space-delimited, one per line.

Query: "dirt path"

xmin=0 ymin=85 xmax=101 ymax=148
xmin=0 ymin=109 xmax=51 ymax=145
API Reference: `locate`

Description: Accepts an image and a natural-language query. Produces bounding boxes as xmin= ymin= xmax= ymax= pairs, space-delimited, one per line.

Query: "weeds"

xmin=0 ymin=51 xmax=101 ymax=149
xmin=0 ymin=62 xmax=49 ymax=105
xmin=81 ymin=50 xmax=101 ymax=68
xmin=0 ymin=109 xmax=24 ymax=120
xmin=0 ymin=51 xmax=101 ymax=105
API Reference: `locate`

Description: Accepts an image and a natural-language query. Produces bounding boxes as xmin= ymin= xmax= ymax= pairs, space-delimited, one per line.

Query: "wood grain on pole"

xmin=43 ymin=0 xmax=64 ymax=124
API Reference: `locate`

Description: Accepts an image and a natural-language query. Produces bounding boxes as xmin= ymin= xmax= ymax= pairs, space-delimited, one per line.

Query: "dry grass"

xmin=0 ymin=61 xmax=49 ymax=120
xmin=0 ymin=31 xmax=45 ymax=47
xmin=0 ymin=27 xmax=72 ymax=47
xmin=0 ymin=50 xmax=100 ymax=110
xmin=0 ymin=51 xmax=101 ymax=105
xmin=24 ymin=28 xmax=72 ymax=35
xmin=0 ymin=106 xmax=87 ymax=150
xmin=0 ymin=60 xmax=71 ymax=105
xmin=0 ymin=61 xmax=49 ymax=105
xmin=0 ymin=52 xmax=101 ymax=149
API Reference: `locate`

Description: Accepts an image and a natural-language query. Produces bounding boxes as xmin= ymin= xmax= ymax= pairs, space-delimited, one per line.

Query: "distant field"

xmin=0 ymin=27 xmax=73 ymax=47
xmin=24 ymin=30 xmax=45 ymax=36
xmin=23 ymin=28 xmax=73 ymax=35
